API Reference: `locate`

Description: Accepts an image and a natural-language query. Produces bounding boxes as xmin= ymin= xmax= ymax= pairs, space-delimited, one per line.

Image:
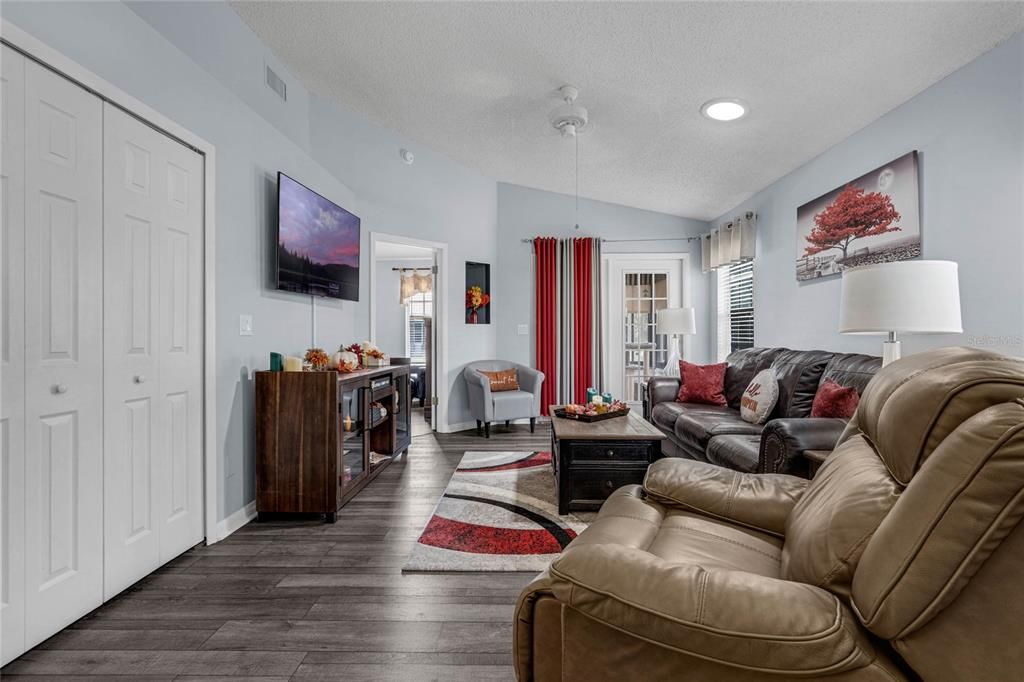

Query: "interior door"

xmin=1 ymin=44 xmax=28 ymax=667
xmin=22 ymin=57 xmax=105 ymax=648
xmin=103 ymin=103 xmax=204 ymax=599
xmin=606 ymin=258 xmax=683 ymax=405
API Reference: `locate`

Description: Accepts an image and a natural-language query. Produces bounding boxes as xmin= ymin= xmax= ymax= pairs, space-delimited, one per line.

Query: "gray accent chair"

xmin=463 ymin=361 xmax=544 ymax=438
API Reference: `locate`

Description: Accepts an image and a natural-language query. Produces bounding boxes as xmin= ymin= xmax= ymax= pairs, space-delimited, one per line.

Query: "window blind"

xmin=408 ymin=317 xmax=428 ymax=365
xmin=716 ymin=261 xmax=754 ymax=360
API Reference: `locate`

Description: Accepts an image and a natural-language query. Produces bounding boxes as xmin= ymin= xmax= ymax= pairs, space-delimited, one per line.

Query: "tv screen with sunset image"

xmin=276 ymin=172 xmax=360 ymax=300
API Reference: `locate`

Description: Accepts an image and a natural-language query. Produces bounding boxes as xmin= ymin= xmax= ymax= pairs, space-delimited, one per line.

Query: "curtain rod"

xmin=392 ymin=267 xmax=433 ymax=271
xmin=520 ymin=236 xmax=700 ymax=244
xmin=520 ymin=211 xmax=756 ymax=244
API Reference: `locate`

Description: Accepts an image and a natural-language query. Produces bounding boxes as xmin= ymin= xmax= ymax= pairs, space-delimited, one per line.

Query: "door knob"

xmin=134 ymin=375 xmax=146 ymax=384
xmin=54 ymin=384 xmax=68 ymax=394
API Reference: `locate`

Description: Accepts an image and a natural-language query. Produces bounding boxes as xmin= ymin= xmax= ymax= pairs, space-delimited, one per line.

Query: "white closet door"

xmin=103 ymin=104 xmax=203 ymax=599
xmin=1 ymin=45 xmax=28 ymax=667
xmin=22 ymin=59 xmax=105 ymax=648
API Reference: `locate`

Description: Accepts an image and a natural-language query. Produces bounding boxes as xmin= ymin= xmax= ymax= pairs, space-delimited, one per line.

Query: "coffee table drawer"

xmin=566 ymin=440 xmax=652 ymax=464
xmin=569 ymin=468 xmax=647 ymax=508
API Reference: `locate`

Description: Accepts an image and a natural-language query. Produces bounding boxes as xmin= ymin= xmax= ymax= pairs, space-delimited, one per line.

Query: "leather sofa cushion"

xmin=570 ymin=485 xmax=783 ymax=577
xmin=650 ymin=401 xmax=685 ymax=433
xmin=782 ymin=434 xmax=901 ymax=597
xmin=724 ymin=347 xmax=787 ymax=409
xmin=706 ymin=434 xmax=762 ymax=473
xmin=820 ymin=352 xmax=882 ymax=395
xmin=673 ymin=405 xmax=763 ymax=447
xmin=770 ymin=349 xmax=833 ymax=418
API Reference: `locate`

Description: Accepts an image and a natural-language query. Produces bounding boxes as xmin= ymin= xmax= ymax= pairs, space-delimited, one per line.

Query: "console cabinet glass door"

xmin=339 ymin=381 xmax=366 ymax=492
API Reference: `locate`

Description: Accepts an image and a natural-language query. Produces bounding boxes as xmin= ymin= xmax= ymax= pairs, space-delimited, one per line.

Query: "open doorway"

xmin=370 ymin=234 xmax=446 ymax=436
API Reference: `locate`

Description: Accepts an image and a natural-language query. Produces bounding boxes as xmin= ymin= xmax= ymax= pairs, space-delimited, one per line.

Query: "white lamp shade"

xmin=839 ymin=260 xmax=963 ymax=335
xmin=657 ymin=307 xmax=697 ymax=335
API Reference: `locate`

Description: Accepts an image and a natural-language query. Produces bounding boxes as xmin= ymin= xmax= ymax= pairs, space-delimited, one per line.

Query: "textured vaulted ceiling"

xmin=230 ymin=1 xmax=1023 ymax=219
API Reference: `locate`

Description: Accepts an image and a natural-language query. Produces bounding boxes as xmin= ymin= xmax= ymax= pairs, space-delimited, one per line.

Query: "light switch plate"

xmin=517 ymin=324 xmax=529 ymax=336
xmin=239 ymin=314 xmax=254 ymax=336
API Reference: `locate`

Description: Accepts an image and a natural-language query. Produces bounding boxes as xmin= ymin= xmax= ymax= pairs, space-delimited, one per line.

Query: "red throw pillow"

xmin=811 ymin=380 xmax=860 ymax=418
xmin=676 ymin=361 xmax=728 ymax=406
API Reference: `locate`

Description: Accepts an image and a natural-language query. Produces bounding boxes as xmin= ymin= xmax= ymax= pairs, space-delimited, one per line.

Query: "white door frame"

xmin=368 ymin=231 xmax=449 ymax=433
xmin=602 ymin=253 xmax=691 ymax=401
xmin=2 ymin=21 xmax=221 ymax=544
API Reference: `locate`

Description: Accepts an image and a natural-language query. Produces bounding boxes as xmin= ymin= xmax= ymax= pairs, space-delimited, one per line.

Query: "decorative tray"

xmin=554 ymin=406 xmax=630 ymax=423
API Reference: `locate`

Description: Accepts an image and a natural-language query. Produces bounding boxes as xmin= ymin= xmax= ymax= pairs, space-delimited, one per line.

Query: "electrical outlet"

xmin=517 ymin=324 xmax=529 ymax=336
xmin=239 ymin=314 xmax=254 ymax=336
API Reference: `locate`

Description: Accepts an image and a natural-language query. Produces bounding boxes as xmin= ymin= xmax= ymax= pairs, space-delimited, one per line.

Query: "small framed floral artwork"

xmin=465 ymin=261 xmax=491 ymax=324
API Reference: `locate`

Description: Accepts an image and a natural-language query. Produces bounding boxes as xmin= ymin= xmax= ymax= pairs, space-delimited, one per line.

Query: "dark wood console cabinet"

xmin=255 ymin=366 xmax=411 ymax=521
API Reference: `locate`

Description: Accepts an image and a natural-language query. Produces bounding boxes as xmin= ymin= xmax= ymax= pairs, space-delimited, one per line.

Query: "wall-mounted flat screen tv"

xmin=276 ymin=172 xmax=360 ymax=300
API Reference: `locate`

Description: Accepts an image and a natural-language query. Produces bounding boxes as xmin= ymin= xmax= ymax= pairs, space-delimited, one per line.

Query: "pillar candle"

xmin=284 ymin=356 xmax=302 ymax=372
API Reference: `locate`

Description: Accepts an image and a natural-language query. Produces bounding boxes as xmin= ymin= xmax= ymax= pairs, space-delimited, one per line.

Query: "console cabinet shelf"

xmin=255 ymin=366 xmax=411 ymax=521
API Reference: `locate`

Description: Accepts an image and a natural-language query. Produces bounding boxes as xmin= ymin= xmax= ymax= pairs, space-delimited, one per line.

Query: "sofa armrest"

xmin=643 ymin=458 xmax=807 ymax=537
xmin=516 ymin=364 xmax=545 ymax=415
xmin=546 ymin=544 xmax=875 ymax=675
xmin=463 ymin=367 xmax=493 ymax=421
xmin=758 ymin=418 xmax=847 ymax=476
xmin=647 ymin=376 xmax=680 ymax=408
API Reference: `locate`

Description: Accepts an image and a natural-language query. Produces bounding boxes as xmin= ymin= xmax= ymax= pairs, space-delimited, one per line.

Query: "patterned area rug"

xmin=403 ymin=451 xmax=589 ymax=572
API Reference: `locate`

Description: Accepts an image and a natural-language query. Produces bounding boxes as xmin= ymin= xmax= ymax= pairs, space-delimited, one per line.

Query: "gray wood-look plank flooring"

xmin=3 ymin=425 xmax=551 ymax=681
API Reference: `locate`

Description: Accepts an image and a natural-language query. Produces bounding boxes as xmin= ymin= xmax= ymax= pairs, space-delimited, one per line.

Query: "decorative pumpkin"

xmin=337 ymin=350 xmax=359 ymax=372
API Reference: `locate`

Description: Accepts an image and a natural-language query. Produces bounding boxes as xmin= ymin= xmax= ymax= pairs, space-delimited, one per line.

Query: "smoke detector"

xmin=549 ymin=85 xmax=589 ymax=137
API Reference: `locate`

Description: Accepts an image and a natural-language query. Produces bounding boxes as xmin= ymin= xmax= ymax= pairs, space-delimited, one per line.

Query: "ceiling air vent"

xmin=265 ymin=64 xmax=287 ymax=102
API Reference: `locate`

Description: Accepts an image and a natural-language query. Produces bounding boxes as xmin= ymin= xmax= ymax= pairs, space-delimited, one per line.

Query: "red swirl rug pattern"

xmin=403 ymin=451 xmax=589 ymax=572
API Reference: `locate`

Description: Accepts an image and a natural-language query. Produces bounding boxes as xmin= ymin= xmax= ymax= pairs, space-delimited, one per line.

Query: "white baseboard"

xmin=210 ymin=500 xmax=256 ymax=544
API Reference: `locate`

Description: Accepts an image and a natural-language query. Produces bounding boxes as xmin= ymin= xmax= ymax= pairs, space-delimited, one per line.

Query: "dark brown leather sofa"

xmin=515 ymin=347 xmax=1024 ymax=681
xmin=647 ymin=347 xmax=880 ymax=476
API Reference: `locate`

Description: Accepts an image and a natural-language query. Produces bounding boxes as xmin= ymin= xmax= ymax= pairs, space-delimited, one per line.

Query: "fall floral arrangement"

xmin=341 ymin=341 xmax=386 ymax=367
xmin=303 ymin=347 xmax=330 ymax=370
xmin=466 ymin=285 xmax=490 ymax=312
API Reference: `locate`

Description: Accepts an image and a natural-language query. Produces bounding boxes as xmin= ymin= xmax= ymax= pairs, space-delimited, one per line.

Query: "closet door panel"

xmin=103 ymin=105 xmax=203 ymax=596
xmin=22 ymin=59 xmax=104 ymax=648
xmin=102 ymin=107 xmax=161 ymax=598
xmin=157 ymin=127 xmax=203 ymax=562
xmin=1 ymin=45 xmax=27 ymax=667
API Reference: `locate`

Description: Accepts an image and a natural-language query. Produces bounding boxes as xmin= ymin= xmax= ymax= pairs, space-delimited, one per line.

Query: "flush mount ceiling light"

xmin=701 ymin=98 xmax=748 ymax=122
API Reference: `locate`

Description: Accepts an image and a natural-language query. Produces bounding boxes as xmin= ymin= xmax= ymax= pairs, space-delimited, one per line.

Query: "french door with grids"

xmin=605 ymin=257 xmax=684 ymax=405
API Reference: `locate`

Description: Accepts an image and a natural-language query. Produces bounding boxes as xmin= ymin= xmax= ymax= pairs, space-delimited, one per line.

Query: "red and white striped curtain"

xmin=534 ymin=237 xmax=602 ymax=413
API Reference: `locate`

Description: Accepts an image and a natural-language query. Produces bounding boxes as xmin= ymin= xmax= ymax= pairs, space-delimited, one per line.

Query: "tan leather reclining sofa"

xmin=514 ymin=347 xmax=1024 ymax=681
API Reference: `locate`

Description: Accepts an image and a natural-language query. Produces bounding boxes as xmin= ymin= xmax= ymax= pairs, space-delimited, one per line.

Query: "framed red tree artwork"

xmin=796 ymin=151 xmax=920 ymax=281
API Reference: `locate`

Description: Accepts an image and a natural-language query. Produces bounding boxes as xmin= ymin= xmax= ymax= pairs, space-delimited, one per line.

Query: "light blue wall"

xmin=1 ymin=1 xmax=497 ymax=521
xmin=496 ymin=183 xmax=712 ymax=374
xmin=712 ymin=32 xmax=1024 ymax=359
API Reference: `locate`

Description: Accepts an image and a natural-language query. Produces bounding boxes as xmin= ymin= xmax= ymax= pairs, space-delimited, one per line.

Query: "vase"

xmin=468 ymin=309 xmax=478 ymax=324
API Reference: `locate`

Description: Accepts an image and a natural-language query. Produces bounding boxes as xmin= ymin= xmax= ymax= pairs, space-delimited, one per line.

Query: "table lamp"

xmin=657 ymin=307 xmax=696 ymax=377
xmin=839 ymin=260 xmax=962 ymax=366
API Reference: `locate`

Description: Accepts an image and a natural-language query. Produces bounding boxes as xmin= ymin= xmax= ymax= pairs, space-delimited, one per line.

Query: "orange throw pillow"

xmin=480 ymin=368 xmax=520 ymax=392
xmin=676 ymin=361 xmax=728 ymax=406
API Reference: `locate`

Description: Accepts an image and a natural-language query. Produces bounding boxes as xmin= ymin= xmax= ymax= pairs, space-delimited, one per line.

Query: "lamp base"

xmin=882 ymin=340 xmax=902 ymax=367
xmin=662 ymin=336 xmax=682 ymax=377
